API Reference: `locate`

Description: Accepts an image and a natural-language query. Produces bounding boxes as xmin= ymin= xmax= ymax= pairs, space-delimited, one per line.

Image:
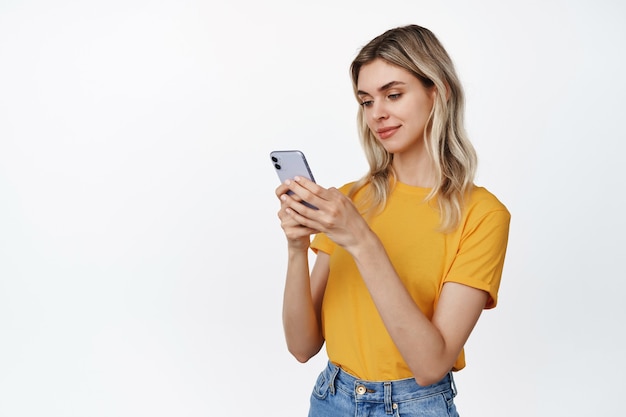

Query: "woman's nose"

xmin=372 ymin=102 xmax=389 ymax=120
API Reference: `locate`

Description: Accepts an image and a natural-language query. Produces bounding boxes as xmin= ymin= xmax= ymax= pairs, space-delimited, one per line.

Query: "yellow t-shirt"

xmin=310 ymin=181 xmax=510 ymax=381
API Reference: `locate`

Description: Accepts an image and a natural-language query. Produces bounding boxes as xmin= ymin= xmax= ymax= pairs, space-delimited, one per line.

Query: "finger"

xmin=284 ymin=180 xmax=326 ymax=210
xmin=279 ymin=196 xmax=309 ymax=222
xmin=278 ymin=207 xmax=319 ymax=233
xmin=292 ymin=176 xmax=327 ymax=196
xmin=275 ymin=182 xmax=291 ymax=199
xmin=281 ymin=192 xmax=319 ymax=215
xmin=284 ymin=205 xmax=323 ymax=232
xmin=277 ymin=182 xmax=311 ymax=207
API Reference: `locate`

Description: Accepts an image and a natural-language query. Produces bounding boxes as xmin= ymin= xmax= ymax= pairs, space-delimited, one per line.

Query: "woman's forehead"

xmin=357 ymin=59 xmax=416 ymax=91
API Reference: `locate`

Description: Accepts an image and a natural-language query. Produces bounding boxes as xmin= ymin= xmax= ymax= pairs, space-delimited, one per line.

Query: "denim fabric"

xmin=308 ymin=361 xmax=459 ymax=417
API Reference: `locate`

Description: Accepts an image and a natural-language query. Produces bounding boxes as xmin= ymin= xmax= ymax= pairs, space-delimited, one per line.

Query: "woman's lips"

xmin=377 ymin=126 xmax=400 ymax=140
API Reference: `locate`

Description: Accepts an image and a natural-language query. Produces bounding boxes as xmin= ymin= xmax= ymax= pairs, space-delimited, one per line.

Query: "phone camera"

xmin=271 ymin=156 xmax=278 ymax=163
xmin=274 ymin=163 xmax=281 ymax=170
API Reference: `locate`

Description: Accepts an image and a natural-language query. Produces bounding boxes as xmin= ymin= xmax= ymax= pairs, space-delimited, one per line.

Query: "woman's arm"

xmin=282 ymin=251 xmax=329 ymax=362
xmin=350 ymin=233 xmax=488 ymax=385
xmin=276 ymin=182 xmax=329 ymax=363
xmin=280 ymin=176 xmax=489 ymax=385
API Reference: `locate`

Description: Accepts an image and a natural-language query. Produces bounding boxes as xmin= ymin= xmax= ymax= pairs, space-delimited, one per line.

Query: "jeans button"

xmin=356 ymin=385 xmax=366 ymax=395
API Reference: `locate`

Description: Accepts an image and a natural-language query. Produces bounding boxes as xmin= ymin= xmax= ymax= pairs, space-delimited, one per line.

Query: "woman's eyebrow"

xmin=357 ymin=81 xmax=406 ymax=96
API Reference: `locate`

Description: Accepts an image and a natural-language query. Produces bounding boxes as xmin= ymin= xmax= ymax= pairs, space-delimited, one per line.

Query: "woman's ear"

xmin=432 ymin=82 xmax=450 ymax=102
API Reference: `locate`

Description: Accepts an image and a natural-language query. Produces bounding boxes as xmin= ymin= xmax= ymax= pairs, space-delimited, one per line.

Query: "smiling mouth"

xmin=377 ymin=126 xmax=400 ymax=139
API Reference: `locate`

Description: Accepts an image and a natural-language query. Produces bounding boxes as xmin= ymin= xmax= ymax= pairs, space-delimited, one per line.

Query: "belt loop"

xmin=384 ymin=381 xmax=392 ymax=414
xmin=449 ymin=371 xmax=457 ymax=398
xmin=328 ymin=362 xmax=340 ymax=395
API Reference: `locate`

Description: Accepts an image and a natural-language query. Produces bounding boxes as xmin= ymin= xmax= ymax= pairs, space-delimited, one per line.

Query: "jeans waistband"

xmin=324 ymin=361 xmax=456 ymax=405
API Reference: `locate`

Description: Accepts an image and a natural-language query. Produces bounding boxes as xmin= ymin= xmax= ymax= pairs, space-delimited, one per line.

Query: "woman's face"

xmin=356 ymin=59 xmax=435 ymax=156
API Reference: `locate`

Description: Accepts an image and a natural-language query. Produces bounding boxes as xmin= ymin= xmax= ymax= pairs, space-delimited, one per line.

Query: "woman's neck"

xmin=392 ymin=148 xmax=436 ymax=188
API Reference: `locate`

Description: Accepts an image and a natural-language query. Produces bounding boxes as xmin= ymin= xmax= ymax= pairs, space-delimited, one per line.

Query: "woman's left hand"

xmin=279 ymin=176 xmax=373 ymax=252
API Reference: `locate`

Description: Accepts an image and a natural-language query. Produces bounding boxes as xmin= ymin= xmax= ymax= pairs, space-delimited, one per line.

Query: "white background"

xmin=1 ymin=0 xmax=625 ymax=415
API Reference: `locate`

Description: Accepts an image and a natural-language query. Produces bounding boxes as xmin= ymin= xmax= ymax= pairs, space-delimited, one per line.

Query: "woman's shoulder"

xmin=456 ymin=186 xmax=510 ymax=244
xmin=466 ymin=186 xmax=510 ymax=218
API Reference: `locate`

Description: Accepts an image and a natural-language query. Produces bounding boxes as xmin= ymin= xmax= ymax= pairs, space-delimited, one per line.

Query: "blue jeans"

xmin=308 ymin=361 xmax=460 ymax=417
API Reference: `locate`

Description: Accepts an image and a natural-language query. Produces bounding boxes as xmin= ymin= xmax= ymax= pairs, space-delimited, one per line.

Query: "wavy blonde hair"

xmin=348 ymin=24 xmax=477 ymax=232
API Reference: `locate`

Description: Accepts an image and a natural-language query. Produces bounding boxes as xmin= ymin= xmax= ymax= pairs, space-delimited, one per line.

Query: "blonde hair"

xmin=349 ymin=24 xmax=477 ymax=232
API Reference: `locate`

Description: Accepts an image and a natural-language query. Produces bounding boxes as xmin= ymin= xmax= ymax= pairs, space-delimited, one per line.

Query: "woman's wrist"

xmin=345 ymin=228 xmax=382 ymax=260
xmin=287 ymin=240 xmax=311 ymax=256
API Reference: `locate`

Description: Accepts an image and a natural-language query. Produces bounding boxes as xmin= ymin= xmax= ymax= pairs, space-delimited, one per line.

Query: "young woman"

xmin=275 ymin=24 xmax=510 ymax=416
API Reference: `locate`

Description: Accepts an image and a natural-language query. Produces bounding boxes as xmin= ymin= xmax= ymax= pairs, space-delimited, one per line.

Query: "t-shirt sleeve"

xmin=310 ymin=232 xmax=335 ymax=255
xmin=443 ymin=206 xmax=511 ymax=309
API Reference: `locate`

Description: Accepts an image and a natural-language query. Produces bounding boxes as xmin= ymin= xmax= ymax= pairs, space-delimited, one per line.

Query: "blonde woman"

xmin=275 ymin=24 xmax=510 ymax=417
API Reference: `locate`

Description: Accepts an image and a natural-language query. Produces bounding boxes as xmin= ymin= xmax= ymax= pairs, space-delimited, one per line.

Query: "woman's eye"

xmin=388 ymin=93 xmax=401 ymax=100
xmin=360 ymin=100 xmax=374 ymax=107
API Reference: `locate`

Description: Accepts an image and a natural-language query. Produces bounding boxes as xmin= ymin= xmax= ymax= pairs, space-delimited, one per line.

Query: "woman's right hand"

xmin=275 ymin=182 xmax=319 ymax=250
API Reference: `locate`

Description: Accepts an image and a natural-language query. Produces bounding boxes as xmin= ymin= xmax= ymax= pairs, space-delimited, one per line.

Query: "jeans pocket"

xmin=394 ymin=391 xmax=456 ymax=417
xmin=441 ymin=389 xmax=459 ymax=417
xmin=311 ymin=370 xmax=330 ymax=400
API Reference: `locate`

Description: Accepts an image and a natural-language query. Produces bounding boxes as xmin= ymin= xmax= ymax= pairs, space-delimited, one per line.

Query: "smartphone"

xmin=270 ymin=150 xmax=317 ymax=209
